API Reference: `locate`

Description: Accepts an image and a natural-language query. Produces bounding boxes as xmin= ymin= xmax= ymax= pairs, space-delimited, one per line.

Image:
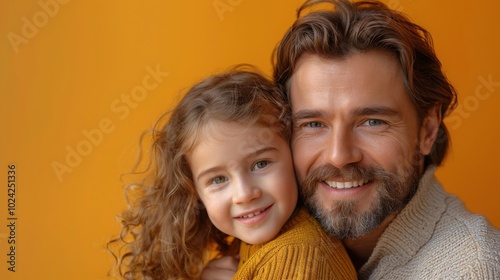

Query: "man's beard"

xmin=300 ymin=157 xmax=422 ymax=239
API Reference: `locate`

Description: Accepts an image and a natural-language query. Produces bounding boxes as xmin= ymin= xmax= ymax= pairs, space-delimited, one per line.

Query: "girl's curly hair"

xmin=108 ymin=66 xmax=291 ymax=279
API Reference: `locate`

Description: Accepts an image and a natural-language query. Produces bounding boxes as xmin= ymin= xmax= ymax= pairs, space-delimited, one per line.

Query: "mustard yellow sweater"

xmin=233 ymin=208 xmax=356 ymax=279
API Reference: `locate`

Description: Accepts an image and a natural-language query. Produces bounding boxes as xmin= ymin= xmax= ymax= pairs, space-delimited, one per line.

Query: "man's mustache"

xmin=301 ymin=164 xmax=386 ymax=186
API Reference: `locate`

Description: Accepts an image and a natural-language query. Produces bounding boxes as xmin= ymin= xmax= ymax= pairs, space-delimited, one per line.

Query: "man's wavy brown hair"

xmin=273 ymin=0 xmax=458 ymax=166
xmin=108 ymin=67 xmax=290 ymax=279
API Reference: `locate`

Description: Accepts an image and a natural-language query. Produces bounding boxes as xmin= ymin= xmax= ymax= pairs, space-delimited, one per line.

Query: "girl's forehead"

xmin=191 ymin=118 xmax=279 ymax=144
xmin=197 ymin=120 xmax=258 ymax=140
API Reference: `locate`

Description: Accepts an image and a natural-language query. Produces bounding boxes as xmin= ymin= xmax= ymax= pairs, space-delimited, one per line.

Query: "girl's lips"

xmin=235 ymin=205 xmax=273 ymax=224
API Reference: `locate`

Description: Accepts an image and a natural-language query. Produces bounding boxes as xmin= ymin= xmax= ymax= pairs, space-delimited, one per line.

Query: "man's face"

xmin=289 ymin=51 xmax=436 ymax=239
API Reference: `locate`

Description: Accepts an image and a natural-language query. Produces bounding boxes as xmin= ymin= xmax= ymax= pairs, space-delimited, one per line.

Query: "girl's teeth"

xmin=242 ymin=209 xmax=264 ymax=218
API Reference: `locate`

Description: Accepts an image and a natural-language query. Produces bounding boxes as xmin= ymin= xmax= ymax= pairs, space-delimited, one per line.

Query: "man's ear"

xmin=419 ymin=105 xmax=442 ymax=156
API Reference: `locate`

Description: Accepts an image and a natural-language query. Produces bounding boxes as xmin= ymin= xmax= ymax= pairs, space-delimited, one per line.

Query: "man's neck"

xmin=342 ymin=213 xmax=398 ymax=270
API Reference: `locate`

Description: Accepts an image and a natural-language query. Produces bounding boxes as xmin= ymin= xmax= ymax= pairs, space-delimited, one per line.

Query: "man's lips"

xmin=323 ymin=179 xmax=370 ymax=189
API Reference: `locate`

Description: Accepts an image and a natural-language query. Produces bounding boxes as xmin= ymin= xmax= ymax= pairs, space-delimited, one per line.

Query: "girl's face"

xmin=189 ymin=121 xmax=298 ymax=245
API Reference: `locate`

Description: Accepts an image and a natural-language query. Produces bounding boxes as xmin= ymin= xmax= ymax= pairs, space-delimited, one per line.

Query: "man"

xmin=203 ymin=0 xmax=500 ymax=279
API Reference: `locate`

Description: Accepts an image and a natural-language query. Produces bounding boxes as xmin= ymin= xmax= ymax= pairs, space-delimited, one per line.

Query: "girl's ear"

xmin=419 ymin=105 xmax=441 ymax=156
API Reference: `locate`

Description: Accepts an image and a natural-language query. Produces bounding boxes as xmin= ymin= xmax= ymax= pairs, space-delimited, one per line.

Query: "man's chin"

xmin=300 ymin=160 xmax=422 ymax=238
xmin=306 ymin=198 xmax=388 ymax=239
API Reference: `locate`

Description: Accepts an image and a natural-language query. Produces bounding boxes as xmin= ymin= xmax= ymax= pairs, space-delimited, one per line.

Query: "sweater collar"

xmin=358 ymin=166 xmax=447 ymax=278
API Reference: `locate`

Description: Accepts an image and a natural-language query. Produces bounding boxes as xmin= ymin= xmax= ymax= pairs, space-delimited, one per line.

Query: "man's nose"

xmin=324 ymin=127 xmax=362 ymax=169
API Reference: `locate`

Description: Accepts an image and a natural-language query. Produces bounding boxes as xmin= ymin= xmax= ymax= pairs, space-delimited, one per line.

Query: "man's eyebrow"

xmin=353 ymin=106 xmax=400 ymax=117
xmin=292 ymin=109 xmax=326 ymax=122
xmin=292 ymin=106 xmax=399 ymax=121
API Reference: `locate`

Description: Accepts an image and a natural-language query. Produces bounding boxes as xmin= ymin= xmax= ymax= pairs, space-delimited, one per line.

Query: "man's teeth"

xmin=325 ymin=180 xmax=368 ymax=189
xmin=241 ymin=209 xmax=265 ymax=218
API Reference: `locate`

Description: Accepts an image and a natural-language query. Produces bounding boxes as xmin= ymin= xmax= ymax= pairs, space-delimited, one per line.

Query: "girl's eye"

xmin=210 ymin=176 xmax=228 ymax=185
xmin=252 ymin=160 xmax=269 ymax=171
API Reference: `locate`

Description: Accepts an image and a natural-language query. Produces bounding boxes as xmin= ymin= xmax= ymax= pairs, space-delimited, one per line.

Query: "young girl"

xmin=109 ymin=67 xmax=356 ymax=279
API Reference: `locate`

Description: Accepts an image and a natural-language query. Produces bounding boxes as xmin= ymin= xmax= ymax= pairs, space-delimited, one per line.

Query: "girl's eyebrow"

xmin=195 ymin=146 xmax=278 ymax=181
xmin=252 ymin=146 xmax=278 ymax=157
xmin=196 ymin=166 xmax=225 ymax=182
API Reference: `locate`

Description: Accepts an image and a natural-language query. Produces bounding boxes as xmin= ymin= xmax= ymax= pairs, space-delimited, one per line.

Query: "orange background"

xmin=1 ymin=0 xmax=499 ymax=279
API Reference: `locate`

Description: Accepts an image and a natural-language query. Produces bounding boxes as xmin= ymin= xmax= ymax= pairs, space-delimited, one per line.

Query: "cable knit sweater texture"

xmin=358 ymin=167 xmax=500 ymax=279
xmin=233 ymin=208 xmax=356 ymax=280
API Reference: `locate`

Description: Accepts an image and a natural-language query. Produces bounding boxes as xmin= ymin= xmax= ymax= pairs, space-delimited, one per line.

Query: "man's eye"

xmin=305 ymin=122 xmax=323 ymax=128
xmin=210 ymin=176 xmax=228 ymax=185
xmin=366 ymin=119 xmax=385 ymax=126
xmin=252 ymin=160 xmax=269 ymax=171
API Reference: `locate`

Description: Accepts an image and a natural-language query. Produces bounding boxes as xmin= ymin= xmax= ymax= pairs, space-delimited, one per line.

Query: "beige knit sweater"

xmin=358 ymin=167 xmax=500 ymax=279
xmin=234 ymin=207 xmax=356 ymax=279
